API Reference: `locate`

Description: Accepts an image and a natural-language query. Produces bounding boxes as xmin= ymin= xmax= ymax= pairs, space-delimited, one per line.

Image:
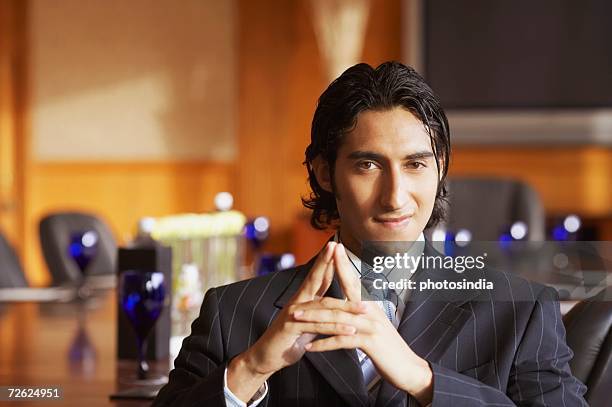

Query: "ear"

xmin=311 ymin=155 xmax=334 ymax=193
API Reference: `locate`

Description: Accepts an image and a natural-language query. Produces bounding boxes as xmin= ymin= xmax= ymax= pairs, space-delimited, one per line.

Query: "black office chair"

xmin=39 ymin=212 xmax=117 ymax=286
xmin=563 ymin=287 xmax=612 ymax=407
xmin=0 ymin=231 xmax=28 ymax=288
xmin=442 ymin=177 xmax=545 ymax=241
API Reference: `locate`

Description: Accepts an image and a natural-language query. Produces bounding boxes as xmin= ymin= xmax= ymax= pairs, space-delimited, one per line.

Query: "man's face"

xmin=330 ymin=107 xmax=440 ymax=250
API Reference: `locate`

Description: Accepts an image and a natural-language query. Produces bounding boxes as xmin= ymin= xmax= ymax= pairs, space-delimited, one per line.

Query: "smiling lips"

xmin=374 ymin=214 xmax=412 ymax=228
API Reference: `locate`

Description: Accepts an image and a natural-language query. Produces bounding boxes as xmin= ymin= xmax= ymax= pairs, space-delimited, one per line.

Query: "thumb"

xmin=293 ymin=241 xmax=336 ymax=303
xmin=314 ymin=256 xmax=334 ymax=298
xmin=334 ymin=243 xmax=362 ymax=301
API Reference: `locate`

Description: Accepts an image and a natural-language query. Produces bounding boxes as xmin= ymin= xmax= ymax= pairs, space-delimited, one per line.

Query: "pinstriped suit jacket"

xmin=154 ymin=242 xmax=588 ymax=406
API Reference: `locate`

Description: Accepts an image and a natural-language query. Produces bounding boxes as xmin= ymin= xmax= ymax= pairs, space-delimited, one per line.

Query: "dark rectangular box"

xmin=117 ymin=243 xmax=172 ymax=360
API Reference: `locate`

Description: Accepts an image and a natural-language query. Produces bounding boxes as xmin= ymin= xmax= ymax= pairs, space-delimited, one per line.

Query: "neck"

xmin=337 ymin=229 xmax=427 ymax=260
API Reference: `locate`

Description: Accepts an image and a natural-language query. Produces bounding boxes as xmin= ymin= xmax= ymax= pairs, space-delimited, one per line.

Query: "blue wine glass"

xmin=68 ymin=230 xmax=99 ymax=299
xmin=244 ymin=216 xmax=270 ymax=250
xmin=256 ymin=253 xmax=295 ymax=276
xmin=69 ymin=230 xmax=99 ymax=278
xmin=119 ymin=270 xmax=166 ymax=380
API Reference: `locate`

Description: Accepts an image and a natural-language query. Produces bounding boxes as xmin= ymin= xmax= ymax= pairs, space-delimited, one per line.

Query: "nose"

xmin=378 ymin=165 xmax=410 ymax=212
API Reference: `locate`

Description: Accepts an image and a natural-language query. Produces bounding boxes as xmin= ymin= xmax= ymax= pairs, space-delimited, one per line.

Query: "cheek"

xmin=335 ymin=176 xmax=375 ymax=215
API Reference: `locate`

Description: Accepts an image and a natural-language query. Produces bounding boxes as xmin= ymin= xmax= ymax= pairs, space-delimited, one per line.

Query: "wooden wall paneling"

xmin=361 ymin=0 xmax=402 ymax=65
xmin=237 ymin=0 xmax=321 ymax=252
xmin=0 ymin=0 xmax=28 ymax=260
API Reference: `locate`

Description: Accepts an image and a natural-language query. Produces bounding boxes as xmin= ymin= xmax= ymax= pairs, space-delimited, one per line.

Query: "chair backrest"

xmin=443 ymin=177 xmax=545 ymax=241
xmin=39 ymin=212 xmax=117 ymax=286
xmin=0 ymin=231 xmax=28 ymax=288
xmin=563 ymin=287 xmax=612 ymax=406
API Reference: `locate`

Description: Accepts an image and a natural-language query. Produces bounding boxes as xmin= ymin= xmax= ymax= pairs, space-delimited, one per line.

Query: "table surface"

xmin=0 ymin=290 xmax=168 ymax=406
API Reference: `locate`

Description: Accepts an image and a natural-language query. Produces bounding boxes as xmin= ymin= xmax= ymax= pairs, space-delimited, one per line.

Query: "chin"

xmin=364 ymin=224 xmax=421 ymax=242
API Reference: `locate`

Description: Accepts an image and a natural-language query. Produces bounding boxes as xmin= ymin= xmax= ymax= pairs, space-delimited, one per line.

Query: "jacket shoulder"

xmin=485 ymin=268 xmax=557 ymax=301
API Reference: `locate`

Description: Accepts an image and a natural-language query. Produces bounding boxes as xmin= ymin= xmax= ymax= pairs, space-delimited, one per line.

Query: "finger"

xmin=285 ymin=321 xmax=357 ymax=336
xmin=294 ymin=241 xmax=336 ymax=302
xmin=304 ymin=334 xmax=361 ymax=352
xmin=290 ymin=297 xmax=367 ymax=316
xmin=334 ymin=243 xmax=362 ymax=301
xmin=315 ymin=256 xmax=334 ymax=298
xmin=294 ymin=309 xmax=372 ymax=333
xmin=294 ymin=332 xmax=317 ymax=350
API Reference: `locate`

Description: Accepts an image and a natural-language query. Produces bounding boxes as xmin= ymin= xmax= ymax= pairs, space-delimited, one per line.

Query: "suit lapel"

xmin=274 ymin=256 xmax=369 ymax=407
xmin=375 ymin=243 xmax=483 ymax=407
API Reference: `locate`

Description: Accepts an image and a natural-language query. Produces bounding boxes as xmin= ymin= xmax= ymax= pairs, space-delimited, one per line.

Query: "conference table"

xmin=0 ymin=288 xmax=168 ymax=406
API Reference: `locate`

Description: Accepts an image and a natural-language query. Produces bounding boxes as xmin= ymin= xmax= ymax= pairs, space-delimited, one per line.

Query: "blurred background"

xmin=0 ymin=0 xmax=611 ymax=404
xmin=0 ymin=0 xmax=610 ymax=288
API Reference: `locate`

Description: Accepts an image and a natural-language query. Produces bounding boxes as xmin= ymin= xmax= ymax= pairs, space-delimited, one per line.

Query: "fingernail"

xmin=325 ymin=242 xmax=334 ymax=257
xmin=346 ymin=326 xmax=356 ymax=334
xmin=293 ymin=310 xmax=303 ymax=318
xmin=304 ymin=343 xmax=312 ymax=350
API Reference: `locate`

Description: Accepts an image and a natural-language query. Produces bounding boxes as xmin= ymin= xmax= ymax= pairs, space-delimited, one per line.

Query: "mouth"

xmin=373 ymin=214 xmax=412 ymax=229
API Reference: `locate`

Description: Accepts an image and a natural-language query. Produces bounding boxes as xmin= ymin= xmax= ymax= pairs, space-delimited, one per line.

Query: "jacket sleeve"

xmin=430 ymin=287 xmax=588 ymax=406
xmin=153 ymin=287 xmax=229 ymax=407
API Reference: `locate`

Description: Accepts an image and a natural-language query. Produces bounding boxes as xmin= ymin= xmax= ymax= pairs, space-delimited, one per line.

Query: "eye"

xmin=406 ymin=161 xmax=426 ymax=169
xmin=357 ymin=161 xmax=377 ymax=170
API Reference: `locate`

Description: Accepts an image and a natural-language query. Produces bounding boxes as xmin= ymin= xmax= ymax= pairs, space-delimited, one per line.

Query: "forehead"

xmin=340 ymin=107 xmax=433 ymax=155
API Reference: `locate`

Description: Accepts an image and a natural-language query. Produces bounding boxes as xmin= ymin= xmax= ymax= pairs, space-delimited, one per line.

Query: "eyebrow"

xmin=346 ymin=150 xmax=435 ymax=161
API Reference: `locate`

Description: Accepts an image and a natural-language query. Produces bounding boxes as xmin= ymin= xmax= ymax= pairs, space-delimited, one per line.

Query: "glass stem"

xmin=137 ymin=337 xmax=149 ymax=380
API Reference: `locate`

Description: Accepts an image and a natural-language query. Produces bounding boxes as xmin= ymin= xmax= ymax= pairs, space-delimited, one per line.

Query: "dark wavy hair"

xmin=302 ymin=61 xmax=451 ymax=230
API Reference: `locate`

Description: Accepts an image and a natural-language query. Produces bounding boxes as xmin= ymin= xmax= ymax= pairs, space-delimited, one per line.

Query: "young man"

xmin=154 ymin=62 xmax=587 ymax=406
